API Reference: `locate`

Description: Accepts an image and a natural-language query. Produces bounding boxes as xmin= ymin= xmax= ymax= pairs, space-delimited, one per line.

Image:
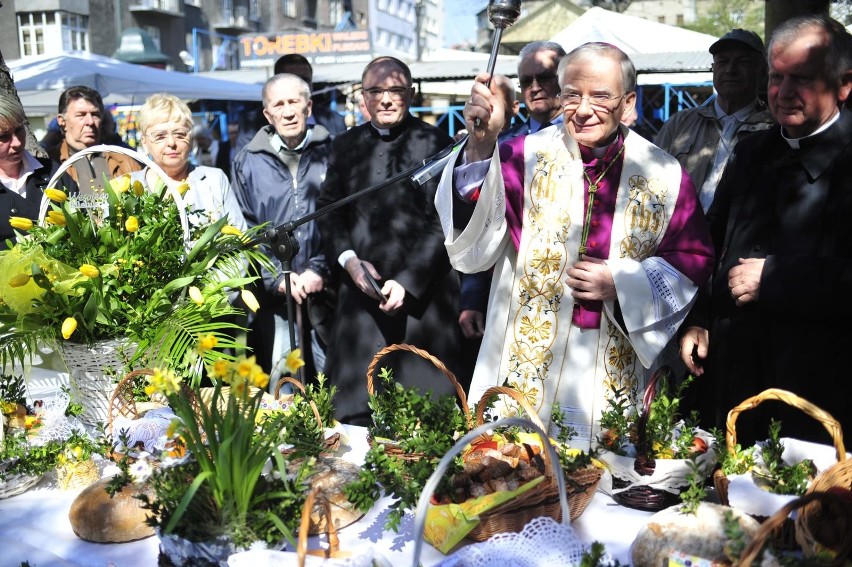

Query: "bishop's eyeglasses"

xmin=557 ymin=91 xmax=629 ymax=112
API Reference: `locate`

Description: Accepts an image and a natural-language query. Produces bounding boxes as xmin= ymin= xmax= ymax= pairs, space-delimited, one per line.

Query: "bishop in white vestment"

xmin=436 ymin=43 xmax=714 ymax=448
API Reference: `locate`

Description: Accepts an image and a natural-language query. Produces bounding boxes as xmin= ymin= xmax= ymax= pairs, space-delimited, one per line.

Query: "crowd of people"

xmin=1 ymin=12 xmax=850 ymax=445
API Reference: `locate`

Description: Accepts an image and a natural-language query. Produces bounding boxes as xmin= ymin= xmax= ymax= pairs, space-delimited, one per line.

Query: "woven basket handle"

xmin=39 ymin=144 xmax=190 ymax=243
xmin=366 ymin=343 xmax=471 ymax=420
xmin=107 ymin=368 xmax=154 ymax=437
xmin=410 ymin=417 xmax=569 ymax=567
xmin=725 ymin=388 xmax=846 ymax=462
xmin=739 ymin=491 xmax=852 ymax=566
xmin=297 ymin=487 xmax=344 ymax=566
xmin=475 ymin=385 xmax=546 ymax=431
xmin=274 ymin=376 xmax=324 ymax=430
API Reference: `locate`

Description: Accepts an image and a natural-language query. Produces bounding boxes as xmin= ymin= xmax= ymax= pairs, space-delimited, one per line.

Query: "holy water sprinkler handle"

xmin=475 ymin=0 xmax=522 ymax=127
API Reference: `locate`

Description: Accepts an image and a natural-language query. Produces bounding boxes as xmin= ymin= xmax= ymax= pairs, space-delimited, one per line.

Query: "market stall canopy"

xmin=550 ymin=7 xmax=718 ymax=54
xmin=9 ymin=51 xmax=262 ymax=115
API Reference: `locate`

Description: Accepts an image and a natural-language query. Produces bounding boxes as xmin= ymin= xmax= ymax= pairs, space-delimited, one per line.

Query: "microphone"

xmin=409 ymin=136 xmax=467 ymax=187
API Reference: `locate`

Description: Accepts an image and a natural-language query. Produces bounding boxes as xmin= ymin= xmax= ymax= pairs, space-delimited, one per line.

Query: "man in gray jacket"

xmin=231 ymin=73 xmax=332 ymax=387
xmin=656 ymin=29 xmax=774 ymax=212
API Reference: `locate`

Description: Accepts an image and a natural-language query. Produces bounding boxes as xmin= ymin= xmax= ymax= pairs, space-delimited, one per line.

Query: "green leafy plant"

xmin=712 ymin=427 xmax=756 ymax=475
xmin=580 ymin=542 xmax=628 ymax=567
xmin=678 ymin=457 xmax=707 ymax=515
xmin=597 ymin=372 xmax=708 ymax=460
xmin=551 ymin=403 xmax=594 ymax=474
xmin=345 ymin=367 xmax=469 ymax=531
xmin=753 ymin=419 xmax=817 ymax=496
xmin=0 ymin=177 xmax=270 ymax=373
xmin=133 ymin=343 xmax=313 ymax=549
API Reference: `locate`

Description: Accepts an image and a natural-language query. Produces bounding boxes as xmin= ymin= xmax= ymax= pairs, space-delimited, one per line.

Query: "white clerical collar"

xmin=371 ymin=123 xmax=391 ymax=137
xmin=714 ymin=99 xmax=756 ymax=122
xmin=782 ymin=109 xmax=840 ymax=149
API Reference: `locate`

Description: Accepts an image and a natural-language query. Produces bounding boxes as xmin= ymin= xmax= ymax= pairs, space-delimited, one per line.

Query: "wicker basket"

xmin=59 ymin=338 xmax=137 ymax=430
xmin=0 ymin=458 xmax=41 ymax=499
xmin=796 ymin=457 xmax=852 ymax=558
xmin=715 ymin=388 xmax=846 ymax=551
xmin=57 ymin=457 xmax=99 ymax=490
xmin=412 ymin=417 xmax=571 ymax=562
xmin=738 ymin=491 xmax=852 ymax=566
xmin=600 ymin=370 xmax=717 ymax=512
xmin=296 ymin=487 xmax=351 ymax=566
xmin=365 ymin=343 xmax=472 ymax=459
xmin=475 ymin=386 xmax=602 ymax=523
xmin=273 ymin=376 xmax=340 ymax=456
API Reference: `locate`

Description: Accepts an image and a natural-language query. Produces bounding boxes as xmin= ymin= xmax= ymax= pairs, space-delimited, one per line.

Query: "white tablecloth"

xmin=1 ymin=368 xmax=655 ymax=566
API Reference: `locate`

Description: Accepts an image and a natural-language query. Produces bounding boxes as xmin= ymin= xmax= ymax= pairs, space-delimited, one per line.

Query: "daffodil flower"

xmin=79 ymin=264 xmax=100 ymax=278
xmin=125 ymin=216 xmax=139 ymax=233
xmin=46 ymin=211 xmax=67 ymax=226
xmin=8 ymin=217 xmax=33 ymax=231
xmin=175 ymin=181 xmax=190 ymax=196
xmin=44 ymin=188 xmax=68 ymax=203
xmin=285 ymin=349 xmax=305 ymax=374
xmin=241 ymin=289 xmax=259 ymax=312
xmin=144 ymin=368 xmax=182 ymax=397
xmin=189 ymin=286 xmax=204 ymax=305
xmin=197 ymin=334 xmax=218 ymax=352
xmin=8 ymin=274 xmax=31 ymax=288
xmin=132 ymin=180 xmax=145 ymax=196
xmin=61 ymin=317 xmax=77 ymax=340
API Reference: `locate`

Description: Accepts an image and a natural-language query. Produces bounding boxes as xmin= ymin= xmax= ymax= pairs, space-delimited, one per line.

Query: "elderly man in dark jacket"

xmin=317 ymin=56 xmax=462 ymax=425
xmin=231 ymin=73 xmax=332 ymax=387
xmin=681 ymin=15 xmax=852 ymax=444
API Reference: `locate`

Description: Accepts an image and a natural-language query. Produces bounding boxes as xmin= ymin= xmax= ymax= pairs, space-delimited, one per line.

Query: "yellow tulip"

xmin=188 ymin=286 xmax=204 ymax=305
xmin=46 ymin=211 xmax=67 ymax=226
xmin=79 ymin=264 xmax=100 ymax=278
xmin=241 ymin=289 xmax=259 ymax=312
xmin=220 ymin=225 xmax=242 ymax=236
xmin=175 ymin=181 xmax=190 ymax=196
xmin=125 ymin=216 xmax=139 ymax=233
xmin=132 ymin=180 xmax=145 ymax=196
xmin=44 ymin=189 xmax=68 ymax=203
xmin=9 ymin=217 xmax=33 ymax=231
xmin=8 ymin=274 xmax=31 ymax=288
xmin=113 ymin=175 xmax=131 ymax=193
xmin=61 ymin=317 xmax=77 ymax=340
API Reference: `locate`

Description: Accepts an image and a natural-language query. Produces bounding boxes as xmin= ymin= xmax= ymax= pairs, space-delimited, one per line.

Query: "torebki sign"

xmin=238 ymin=30 xmax=373 ymax=68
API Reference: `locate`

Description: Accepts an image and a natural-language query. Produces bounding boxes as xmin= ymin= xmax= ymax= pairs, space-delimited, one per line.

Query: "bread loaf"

xmin=69 ymin=478 xmax=155 ymax=543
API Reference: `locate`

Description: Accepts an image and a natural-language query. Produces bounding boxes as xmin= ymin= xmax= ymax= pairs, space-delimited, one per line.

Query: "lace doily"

xmin=29 ymin=392 xmax=87 ymax=446
xmin=112 ymin=407 xmax=176 ymax=453
xmin=435 ymin=517 xmax=588 ymax=567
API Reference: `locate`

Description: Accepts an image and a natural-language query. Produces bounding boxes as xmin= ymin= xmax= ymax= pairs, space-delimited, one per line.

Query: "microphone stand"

xmin=248 ymin=0 xmax=521 ymax=386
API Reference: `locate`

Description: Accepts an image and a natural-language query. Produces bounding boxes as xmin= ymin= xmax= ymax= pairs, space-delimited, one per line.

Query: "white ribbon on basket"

xmin=38 ymin=144 xmax=191 ymax=250
xmin=411 ymin=417 xmax=571 ymax=567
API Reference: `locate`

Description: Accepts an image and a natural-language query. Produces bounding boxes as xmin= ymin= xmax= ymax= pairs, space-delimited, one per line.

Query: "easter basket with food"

xmin=713 ymin=388 xmax=848 ymax=551
xmin=344 ymin=344 xmax=472 ymax=532
xmin=595 ymin=368 xmax=717 ymax=512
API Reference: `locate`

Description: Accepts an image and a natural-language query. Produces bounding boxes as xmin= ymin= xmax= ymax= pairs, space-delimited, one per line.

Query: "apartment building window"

xmin=282 ymin=0 xmax=296 ymax=18
xmin=18 ymin=12 xmax=51 ymax=56
xmin=378 ymin=0 xmax=388 ymax=11
xmin=250 ymin=0 xmax=260 ymax=20
xmin=222 ymin=0 xmax=233 ymax=19
xmin=62 ymin=12 xmax=89 ymax=51
xmin=330 ymin=0 xmax=342 ymax=25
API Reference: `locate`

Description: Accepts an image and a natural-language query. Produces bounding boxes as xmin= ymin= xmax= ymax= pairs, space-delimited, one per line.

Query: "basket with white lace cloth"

xmin=39 ymin=145 xmax=190 ymax=430
xmin=411 ymin=417 xmax=591 ymax=566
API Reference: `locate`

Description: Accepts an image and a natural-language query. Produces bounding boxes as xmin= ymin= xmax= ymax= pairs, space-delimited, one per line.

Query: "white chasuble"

xmin=436 ymin=126 xmax=695 ymax=449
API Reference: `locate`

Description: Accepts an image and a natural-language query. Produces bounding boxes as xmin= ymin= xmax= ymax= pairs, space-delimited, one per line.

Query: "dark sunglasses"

xmin=519 ymin=73 xmax=558 ymax=89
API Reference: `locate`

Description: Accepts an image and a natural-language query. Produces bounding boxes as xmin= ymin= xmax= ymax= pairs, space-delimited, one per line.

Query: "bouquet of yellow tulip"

xmin=0 ymin=175 xmax=269 ymax=376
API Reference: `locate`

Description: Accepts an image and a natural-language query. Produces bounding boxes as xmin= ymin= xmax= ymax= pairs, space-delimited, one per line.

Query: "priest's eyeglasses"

xmin=147 ymin=129 xmax=191 ymax=144
xmin=557 ymin=92 xmax=629 ymax=111
xmin=363 ymin=86 xmax=411 ymax=101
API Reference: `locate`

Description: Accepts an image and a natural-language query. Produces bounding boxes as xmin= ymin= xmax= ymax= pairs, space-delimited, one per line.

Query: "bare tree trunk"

xmin=0 ymin=48 xmax=48 ymax=158
xmin=765 ymin=0 xmax=830 ymax=41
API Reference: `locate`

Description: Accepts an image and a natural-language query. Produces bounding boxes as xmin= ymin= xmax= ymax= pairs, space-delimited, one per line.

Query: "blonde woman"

xmin=133 ymin=93 xmax=246 ymax=231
